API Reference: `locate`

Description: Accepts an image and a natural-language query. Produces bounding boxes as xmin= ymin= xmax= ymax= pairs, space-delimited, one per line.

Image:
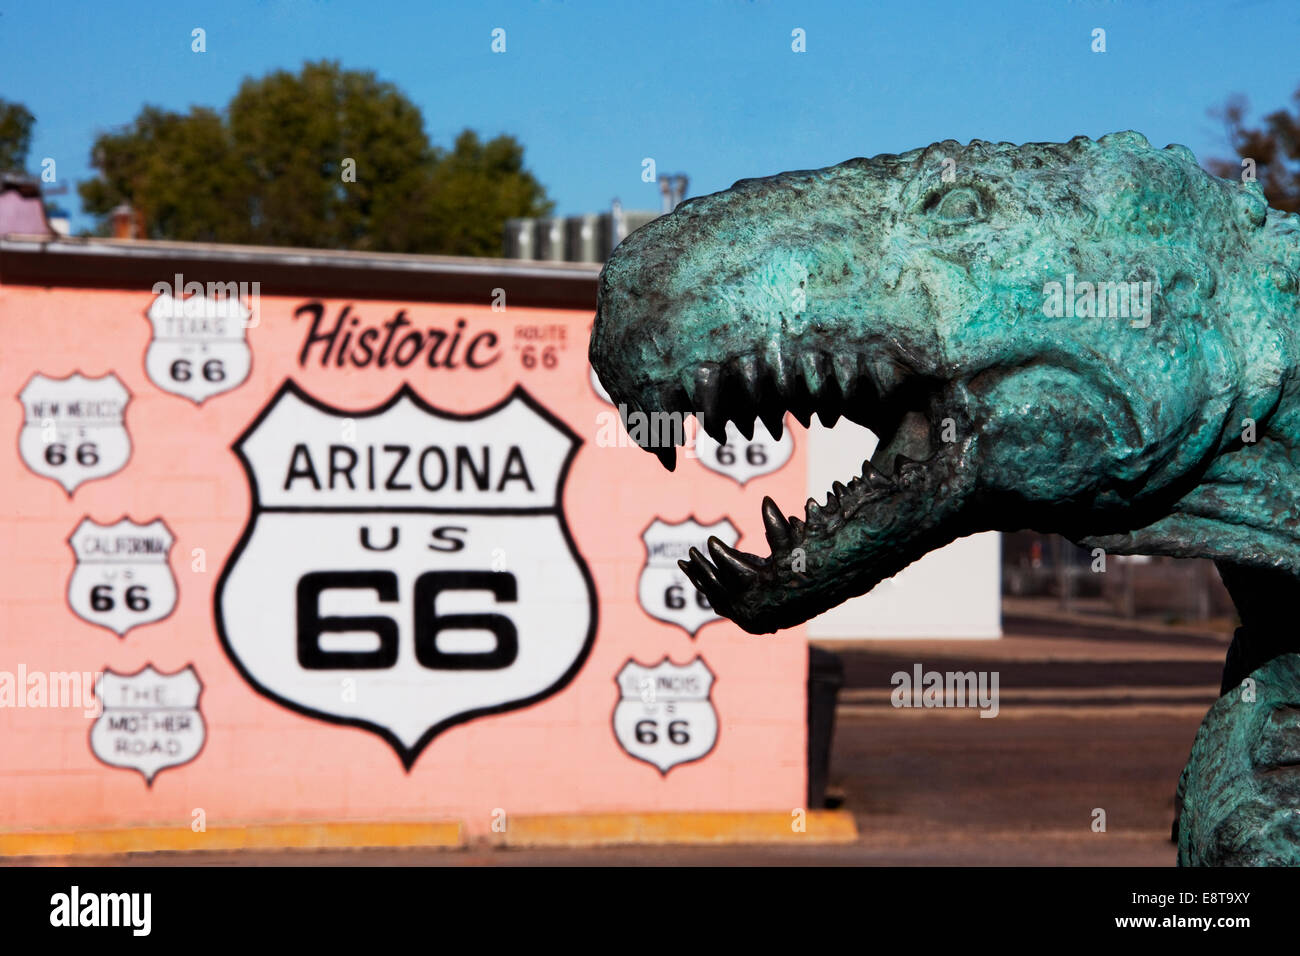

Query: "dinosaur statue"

xmin=588 ymin=131 xmax=1300 ymax=866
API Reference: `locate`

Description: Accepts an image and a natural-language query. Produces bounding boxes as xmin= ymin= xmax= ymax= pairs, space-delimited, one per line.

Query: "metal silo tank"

xmin=503 ymin=217 xmax=536 ymax=259
xmin=534 ymin=217 xmax=565 ymax=261
xmin=565 ymin=214 xmax=603 ymax=263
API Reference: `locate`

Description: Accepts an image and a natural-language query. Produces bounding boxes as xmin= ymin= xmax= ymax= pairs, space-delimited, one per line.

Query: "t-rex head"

xmin=590 ymin=131 xmax=1300 ymax=633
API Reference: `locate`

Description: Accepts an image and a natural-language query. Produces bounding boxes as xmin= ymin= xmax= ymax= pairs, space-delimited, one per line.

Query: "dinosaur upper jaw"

xmin=618 ymin=346 xmax=978 ymax=633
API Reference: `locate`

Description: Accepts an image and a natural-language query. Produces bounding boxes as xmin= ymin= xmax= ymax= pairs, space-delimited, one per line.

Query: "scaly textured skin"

xmin=589 ymin=131 xmax=1300 ymax=865
xmin=1178 ymin=653 xmax=1300 ymax=866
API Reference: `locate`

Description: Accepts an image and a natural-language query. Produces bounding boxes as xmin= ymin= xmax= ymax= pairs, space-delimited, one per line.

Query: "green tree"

xmin=79 ymin=106 xmax=249 ymax=241
xmin=78 ymin=60 xmax=553 ymax=254
xmin=376 ymin=129 xmax=555 ymax=256
xmin=420 ymin=130 xmax=554 ymax=256
xmin=1209 ymin=91 xmax=1300 ymax=213
xmin=0 ymin=99 xmax=35 ymax=173
xmin=226 ymin=60 xmax=438 ymax=249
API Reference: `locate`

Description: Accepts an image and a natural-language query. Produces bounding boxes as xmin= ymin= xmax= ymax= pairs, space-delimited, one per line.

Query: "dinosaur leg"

xmin=1176 ymin=563 xmax=1300 ymax=865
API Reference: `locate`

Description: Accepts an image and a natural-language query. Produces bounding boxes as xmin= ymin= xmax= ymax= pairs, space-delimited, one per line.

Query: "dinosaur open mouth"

xmin=620 ymin=349 xmax=968 ymax=632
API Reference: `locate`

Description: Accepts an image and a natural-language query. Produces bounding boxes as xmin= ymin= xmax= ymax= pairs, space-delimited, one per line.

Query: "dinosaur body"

xmin=589 ymin=131 xmax=1300 ymax=865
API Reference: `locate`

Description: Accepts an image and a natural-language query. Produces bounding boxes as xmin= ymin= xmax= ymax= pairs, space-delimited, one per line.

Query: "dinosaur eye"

xmin=927 ymin=186 xmax=988 ymax=224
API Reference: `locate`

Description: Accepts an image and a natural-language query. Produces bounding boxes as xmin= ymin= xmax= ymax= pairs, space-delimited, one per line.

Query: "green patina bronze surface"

xmin=589 ymin=131 xmax=1300 ymax=866
xmin=1178 ymin=653 xmax=1300 ymax=865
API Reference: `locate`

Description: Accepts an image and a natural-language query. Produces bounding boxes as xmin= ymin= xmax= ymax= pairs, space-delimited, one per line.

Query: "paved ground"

xmin=10 ymin=602 xmax=1231 ymax=866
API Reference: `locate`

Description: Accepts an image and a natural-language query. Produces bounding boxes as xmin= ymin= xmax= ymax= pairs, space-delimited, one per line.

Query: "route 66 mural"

xmin=67 ymin=517 xmax=177 ymax=636
xmin=692 ymin=416 xmax=793 ymax=486
xmin=613 ymin=657 xmax=718 ymax=774
xmin=215 ymin=380 xmax=597 ymax=767
xmin=90 ymin=664 xmax=205 ymax=785
xmin=17 ymin=372 xmax=131 ymax=494
xmin=638 ymin=516 xmax=738 ymax=637
xmin=144 ymin=290 xmax=252 ymax=404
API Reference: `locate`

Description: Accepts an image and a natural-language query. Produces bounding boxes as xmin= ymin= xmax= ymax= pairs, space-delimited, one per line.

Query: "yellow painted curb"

xmin=502 ymin=811 xmax=858 ymax=847
xmin=0 ymin=821 xmax=463 ymax=857
xmin=0 ymin=811 xmax=858 ymax=856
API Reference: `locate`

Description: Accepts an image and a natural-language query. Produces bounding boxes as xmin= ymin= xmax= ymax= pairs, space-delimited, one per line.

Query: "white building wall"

xmin=803 ymin=418 xmax=1002 ymax=639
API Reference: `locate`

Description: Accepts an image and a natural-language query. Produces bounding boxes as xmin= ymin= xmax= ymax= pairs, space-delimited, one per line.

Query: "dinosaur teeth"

xmin=770 ymin=347 xmax=798 ymax=398
xmin=805 ymin=497 xmax=824 ymax=524
xmin=831 ymin=353 xmax=858 ymax=405
xmin=758 ymin=402 xmax=785 ymax=440
xmin=729 ymin=355 xmax=764 ymax=440
xmin=659 ymin=345 xmax=925 ymax=456
xmin=680 ymin=370 xmax=701 ymax=410
xmin=762 ymin=496 xmax=792 ymax=550
xmin=799 ymin=351 xmax=827 ymax=399
xmin=701 ymin=415 xmax=730 ymax=444
xmin=806 ymin=351 xmax=845 ymax=428
xmin=683 ymin=547 xmax=724 ymax=589
xmin=679 ymin=548 xmax=730 ymax=610
xmin=707 ymin=536 xmax=761 ymax=587
xmin=734 ymin=355 xmax=763 ymax=402
xmin=861 ymin=459 xmax=897 ymax=489
xmin=677 ymin=544 xmax=753 ymax=617
xmin=867 ymin=355 xmax=908 ymax=404
xmin=663 ymin=383 xmax=691 ymax=418
xmin=695 ymin=364 xmax=725 ymax=430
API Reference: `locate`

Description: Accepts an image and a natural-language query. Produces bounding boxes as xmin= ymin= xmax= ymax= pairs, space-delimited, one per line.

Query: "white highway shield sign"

xmin=18 ymin=372 xmax=131 ymax=494
xmin=613 ymin=657 xmax=718 ymax=774
xmin=144 ymin=291 xmax=252 ymax=404
xmin=215 ymin=380 xmax=597 ymax=767
xmin=67 ymin=517 xmax=177 ymax=636
xmin=91 ymin=665 xmax=205 ymax=785
xmin=638 ymin=516 xmax=738 ymax=637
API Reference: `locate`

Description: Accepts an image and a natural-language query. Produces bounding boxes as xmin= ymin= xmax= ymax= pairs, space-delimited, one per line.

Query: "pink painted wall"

xmin=0 ymin=284 xmax=807 ymax=834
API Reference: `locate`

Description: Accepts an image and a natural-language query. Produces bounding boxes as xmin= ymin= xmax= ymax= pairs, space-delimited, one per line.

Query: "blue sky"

xmin=3 ymin=0 xmax=1299 ymax=235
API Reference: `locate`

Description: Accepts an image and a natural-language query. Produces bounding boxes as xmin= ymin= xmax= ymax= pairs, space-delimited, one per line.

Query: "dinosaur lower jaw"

xmin=678 ymin=438 xmax=973 ymax=634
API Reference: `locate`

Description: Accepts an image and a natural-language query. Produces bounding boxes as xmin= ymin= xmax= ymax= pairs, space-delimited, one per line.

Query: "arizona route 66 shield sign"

xmin=613 ymin=657 xmax=718 ymax=774
xmin=638 ymin=517 xmax=738 ymax=636
xmin=67 ymin=517 xmax=177 ymax=636
xmin=144 ymin=291 xmax=252 ymax=404
xmin=215 ymin=380 xmax=597 ymax=767
xmin=17 ymin=372 xmax=131 ymax=494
